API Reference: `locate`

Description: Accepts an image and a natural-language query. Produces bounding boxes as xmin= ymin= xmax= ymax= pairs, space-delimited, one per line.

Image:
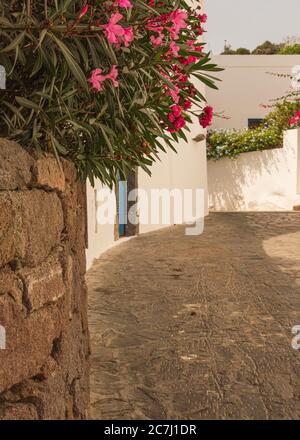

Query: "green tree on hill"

xmin=252 ymin=40 xmax=283 ymax=54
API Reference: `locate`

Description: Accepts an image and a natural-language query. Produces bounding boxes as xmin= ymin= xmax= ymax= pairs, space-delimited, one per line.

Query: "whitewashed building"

xmin=207 ymin=55 xmax=300 ymax=129
xmin=206 ymin=55 xmax=300 ymax=212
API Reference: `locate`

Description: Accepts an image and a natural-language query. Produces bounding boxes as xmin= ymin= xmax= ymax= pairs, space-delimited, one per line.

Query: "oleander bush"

xmin=0 ymin=0 xmax=220 ymax=186
xmin=207 ymin=99 xmax=300 ymax=160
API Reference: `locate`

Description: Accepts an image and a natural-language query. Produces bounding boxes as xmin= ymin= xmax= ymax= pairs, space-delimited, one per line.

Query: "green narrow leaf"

xmin=15 ymin=96 xmax=41 ymax=110
xmin=2 ymin=31 xmax=26 ymax=52
xmin=49 ymin=33 xmax=88 ymax=91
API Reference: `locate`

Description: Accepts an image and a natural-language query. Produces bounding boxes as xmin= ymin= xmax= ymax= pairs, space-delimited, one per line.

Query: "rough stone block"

xmin=0 ymin=195 xmax=15 ymax=268
xmin=0 ymin=403 xmax=38 ymax=420
xmin=60 ymin=181 xmax=86 ymax=253
xmin=50 ymin=313 xmax=90 ymax=419
xmin=61 ymin=253 xmax=88 ymax=320
xmin=61 ymin=254 xmax=74 ymax=320
xmin=6 ymin=371 xmax=69 ymax=420
xmin=19 ymin=255 xmax=65 ymax=312
xmin=0 ymin=301 xmax=62 ymax=393
xmin=0 ymin=268 xmax=23 ymax=303
xmin=33 ymin=155 xmax=65 ymax=192
xmin=0 ymin=138 xmax=33 ymax=190
xmin=8 ymin=190 xmax=64 ymax=267
xmin=38 ymin=356 xmax=58 ymax=380
xmin=72 ymin=378 xmax=89 ymax=418
xmin=62 ymin=158 xmax=77 ymax=184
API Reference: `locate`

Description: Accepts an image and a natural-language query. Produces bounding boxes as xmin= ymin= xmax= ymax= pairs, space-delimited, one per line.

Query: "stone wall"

xmin=0 ymin=139 xmax=89 ymax=419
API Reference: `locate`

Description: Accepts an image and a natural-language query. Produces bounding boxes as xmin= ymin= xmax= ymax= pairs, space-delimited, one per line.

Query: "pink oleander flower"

xmin=183 ymin=100 xmax=192 ymax=110
xmin=177 ymin=73 xmax=188 ymax=82
xmin=199 ymin=13 xmax=208 ymax=23
xmin=187 ymin=40 xmax=196 ymax=47
xmin=168 ymin=41 xmax=180 ymax=57
xmin=79 ymin=4 xmax=89 ymax=19
xmin=186 ymin=40 xmax=204 ymax=54
xmin=169 ymin=9 xmax=188 ymax=39
xmin=174 ymin=116 xmax=186 ymax=130
xmin=146 ymin=23 xmax=164 ymax=33
xmin=89 ymin=66 xmax=119 ymax=92
xmin=150 ymin=34 xmax=164 ymax=47
xmin=104 ymin=12 xmax=125 ymax=44
xmin=170 ymin=105 xmax=182 ymax=118
xmin=124 ymin=27 xmax=134 ymax=47
xmin=195 ymin=45 xmax=204 ymax=53
xmin=118 ymin=0 xmax=133 ymax=7
xmin=107 ymin=65 xmax=119 ymax=88
xmin=167 ymin=85 xmax=180 ymax=104
xmin=168 ymin=113 xmax=176 ymax=123
xmin=199 ymin=106 xmax=213 ymax=128
xmin=180 ymin=55 xmax=198 ymax=66
xmin=168 ymin=110 xmax=186 ymax=132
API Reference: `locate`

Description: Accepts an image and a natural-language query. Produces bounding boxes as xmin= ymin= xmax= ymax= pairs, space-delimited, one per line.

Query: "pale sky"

xmin=205 ymin=0 xmax=300 ymax=54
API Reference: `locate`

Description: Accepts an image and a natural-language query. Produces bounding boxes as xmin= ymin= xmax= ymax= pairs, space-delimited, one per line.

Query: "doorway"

xmin=117 ymin=169 xmax=139 ymax=238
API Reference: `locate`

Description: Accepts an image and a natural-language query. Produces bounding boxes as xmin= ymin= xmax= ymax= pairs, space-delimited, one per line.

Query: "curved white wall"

xmin=138 ymin=117 xmax=208 ymax=234
xmin=208 ymin=129 xmax=300 ymax=211
xmin=86 ymin=180 xmax=116 ymax=270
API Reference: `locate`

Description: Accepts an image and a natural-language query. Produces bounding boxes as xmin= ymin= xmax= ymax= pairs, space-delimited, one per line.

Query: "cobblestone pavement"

xmin=87 ymin=213 xmax=300 ymax=420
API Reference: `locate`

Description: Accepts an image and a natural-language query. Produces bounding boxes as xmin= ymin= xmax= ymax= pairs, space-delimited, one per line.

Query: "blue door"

xmin=118 ymin=179 xmax=127 ymax=237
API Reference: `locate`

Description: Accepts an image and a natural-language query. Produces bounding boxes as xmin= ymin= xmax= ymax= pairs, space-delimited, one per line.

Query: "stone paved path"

xmin=87 ymin=213 xmax=300 ymax=420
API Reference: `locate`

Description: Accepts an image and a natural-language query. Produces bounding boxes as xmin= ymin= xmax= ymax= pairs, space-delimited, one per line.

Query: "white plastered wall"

xmin=86 ymin=180 xmax=116 ymax=270
xmin=206 ymin=55 xmax=300 ymax=129
xmin=208 ymin=129 xmax=300 ymax=211
xmin=138 ymin=72 xmax=208 ymax=234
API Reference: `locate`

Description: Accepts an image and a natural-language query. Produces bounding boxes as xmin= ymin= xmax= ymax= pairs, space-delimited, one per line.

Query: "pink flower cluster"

xmin=104 ymin=12 xmax=133 ymax=47
xmin=81 ymin=1 xmax=214 ymax=133
xmin=147 ymin=10 xmax=188 ymax=47
xmin=167 ymin=105 xmax=186 ymax=132
xmin=199 ymin=106 xmax=213 ymax=128
xmin=198 ymin=14 xmax=208 ymax=24
xmin=289 ymin=110 xmax=300 ymax=126
xmin=89 ymin=65 xmax=119 ymax=91
xmin=117 ymin=0 xmax=132 ymax=8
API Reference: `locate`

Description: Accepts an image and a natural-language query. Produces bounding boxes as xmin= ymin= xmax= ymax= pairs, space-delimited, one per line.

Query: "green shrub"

xmin=207 ymin=100 xmax=300 ymax=160
xmin=235 ymin=48 xmax=251 ymax=55
xmin=279 ymin=44 xmax=300 ymax=55
xmin=221 ymin=47 xmax=251 ymax=55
